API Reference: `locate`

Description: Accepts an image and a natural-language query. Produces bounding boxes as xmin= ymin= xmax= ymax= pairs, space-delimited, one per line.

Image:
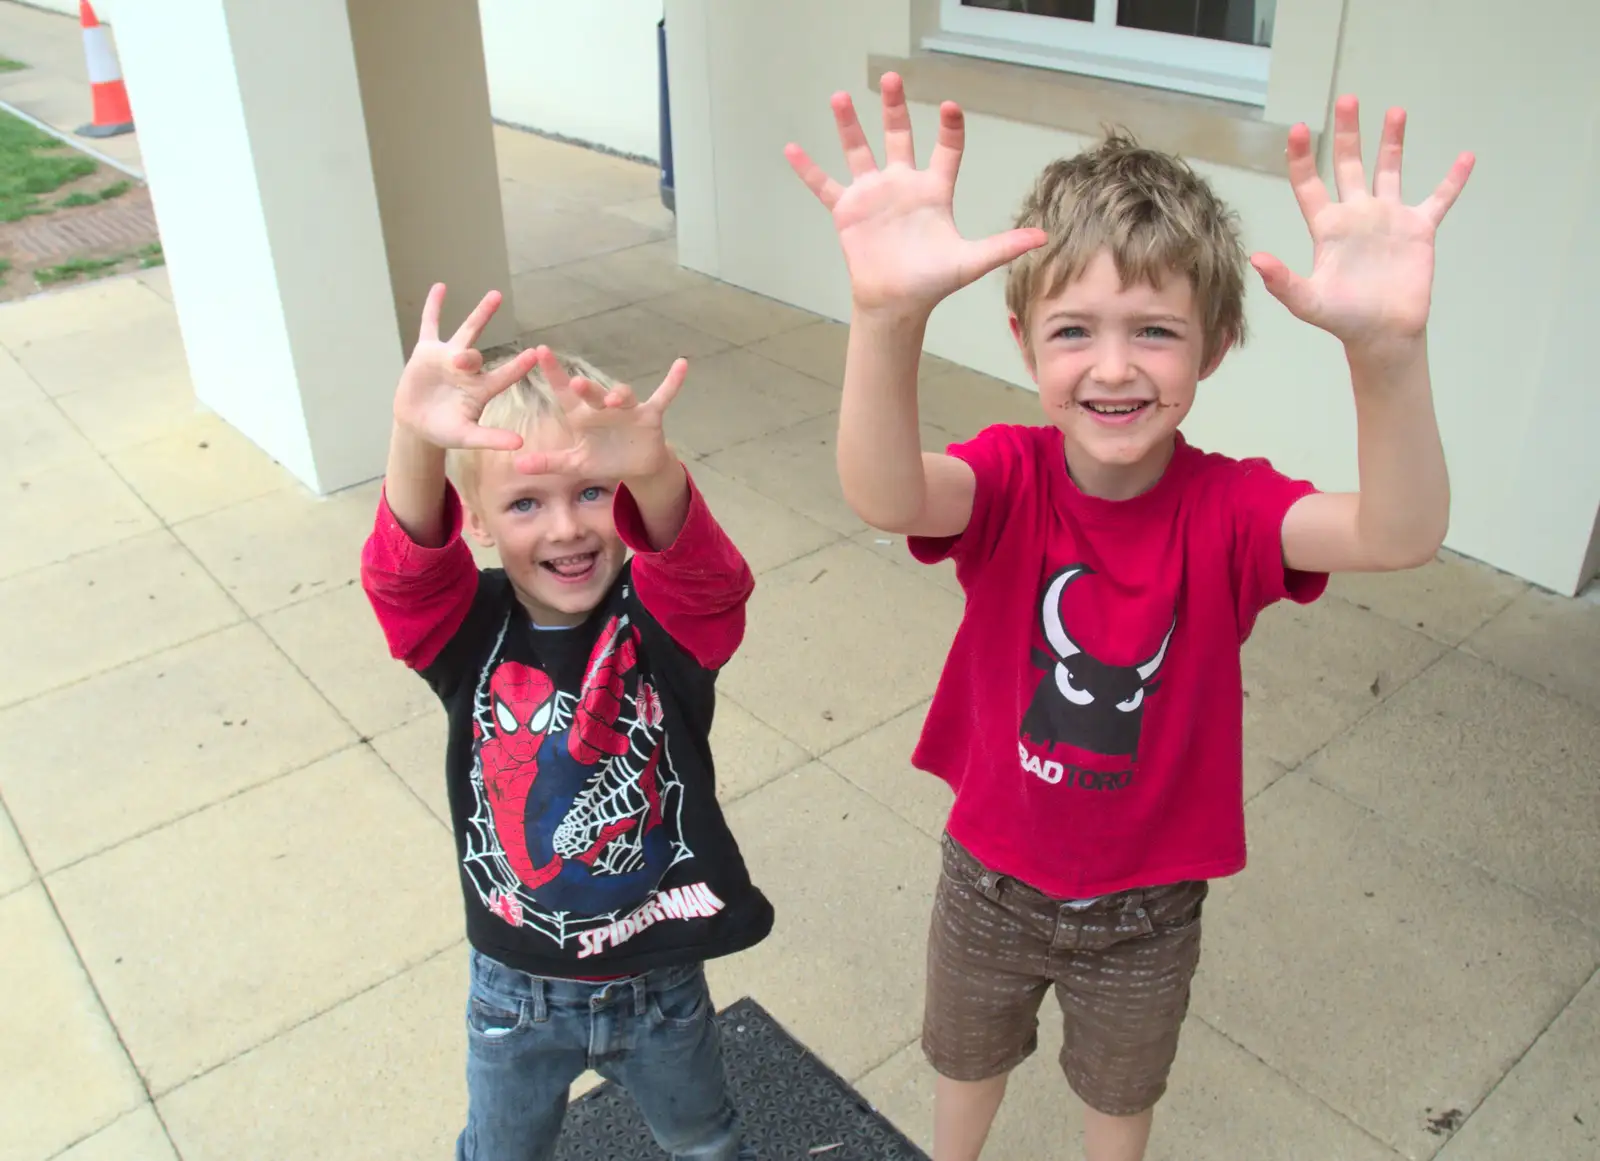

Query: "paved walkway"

xmin=2 ymin=4 xmax=1598 ymax=1160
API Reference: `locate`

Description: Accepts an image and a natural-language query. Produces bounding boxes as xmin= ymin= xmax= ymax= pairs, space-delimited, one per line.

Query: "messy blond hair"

xmin=1005 ymin=130 xmax=1246 ymax=367
xmin=447 ymin=344 xmax=615 ymax=497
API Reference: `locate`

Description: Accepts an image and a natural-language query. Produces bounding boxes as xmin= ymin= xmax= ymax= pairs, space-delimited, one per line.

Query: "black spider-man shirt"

xmin=361 ymin=474 xmax=774 ymax=978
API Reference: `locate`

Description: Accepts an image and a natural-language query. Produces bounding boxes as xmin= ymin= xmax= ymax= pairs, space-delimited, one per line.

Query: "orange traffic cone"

xmin=75 ymin=1 xmax=134 ymax=139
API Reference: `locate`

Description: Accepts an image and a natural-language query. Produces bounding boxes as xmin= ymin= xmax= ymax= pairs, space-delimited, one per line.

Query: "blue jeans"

xmin=456 ymin=949 xmax=755 ymax=1161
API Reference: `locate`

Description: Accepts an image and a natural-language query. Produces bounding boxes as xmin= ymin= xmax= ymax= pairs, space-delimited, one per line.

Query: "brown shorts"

xmin=922 ymin=834 xmax=1207 ymax=1117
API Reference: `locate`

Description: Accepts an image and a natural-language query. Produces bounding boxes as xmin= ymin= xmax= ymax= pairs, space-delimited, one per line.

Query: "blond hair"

xmin=1005 ymin=130 xmax=1247 ymax=367
xmin=447 ymin=345 xmax=615 ymax=497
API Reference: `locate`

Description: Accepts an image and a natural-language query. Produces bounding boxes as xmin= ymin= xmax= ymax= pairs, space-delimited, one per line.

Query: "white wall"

xmin=1496 ymin=100 xmax=1600 ymax=594
xmin=665 ymin=0 xmax=1600 ymax=594
xmin=479 ymin=0 xmax=662 ymax=161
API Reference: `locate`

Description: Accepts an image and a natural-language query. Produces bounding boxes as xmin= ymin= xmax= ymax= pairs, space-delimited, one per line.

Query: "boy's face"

xmin=1012 ymin=249 xmax=1226 ymax=495
xmin=463 ymin=422 xmax=628 ymax=627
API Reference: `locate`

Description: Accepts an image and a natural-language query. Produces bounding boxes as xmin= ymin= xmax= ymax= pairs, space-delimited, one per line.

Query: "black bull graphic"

xmin=1021 ymin=566 xmax=1175 ymax=758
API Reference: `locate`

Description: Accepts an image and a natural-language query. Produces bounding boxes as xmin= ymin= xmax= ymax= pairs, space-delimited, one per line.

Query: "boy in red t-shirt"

xmin=785 ymin=75 xmax=1474 ymax=1161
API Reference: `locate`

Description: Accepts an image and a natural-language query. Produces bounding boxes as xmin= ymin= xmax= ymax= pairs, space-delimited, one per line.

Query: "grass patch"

xmin=0 ymin=109 xmax=97 ymax=221
xmin=56 ymin=179 xmax=131 ymax=209
xmin=0 ymin=56 xmax=25 ymax=73
xmin=35 ymin=255 xmax=123 ymax=286
xmin=27 ymin=242 xmax=163 ymax=289
xmin=0 ymin=257 xmax=11 ymax=287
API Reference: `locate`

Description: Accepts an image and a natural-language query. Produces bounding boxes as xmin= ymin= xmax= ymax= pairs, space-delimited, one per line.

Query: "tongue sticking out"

xmin=543 ymin=553 xmax=596 ymax=578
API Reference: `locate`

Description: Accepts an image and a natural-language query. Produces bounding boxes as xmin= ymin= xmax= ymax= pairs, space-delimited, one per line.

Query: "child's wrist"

xmin=850 ymin=298 xmax=934 ymax=332
xmin=391 ymin=415 xmax=447 ymax=454
xmin=622 ymin=451 xmax=684 ymax=495
xmin=1343 ymin=332 xmax=1428 ymax=380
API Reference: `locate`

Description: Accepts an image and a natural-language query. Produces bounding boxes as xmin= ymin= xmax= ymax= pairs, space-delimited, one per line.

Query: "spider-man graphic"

xmin=465 ymin=611 xmax=681 ymax=940
xmin=478 ymin=664 xmax=561 ymax=889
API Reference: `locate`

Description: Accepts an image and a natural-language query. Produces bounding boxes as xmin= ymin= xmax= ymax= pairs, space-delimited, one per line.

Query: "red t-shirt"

xmin=909 ymin=425 xmax=1326 ymax=899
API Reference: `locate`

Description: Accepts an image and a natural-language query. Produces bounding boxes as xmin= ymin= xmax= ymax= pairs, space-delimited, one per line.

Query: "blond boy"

xmin=360 ymin=286 xmax=768 ymax=1160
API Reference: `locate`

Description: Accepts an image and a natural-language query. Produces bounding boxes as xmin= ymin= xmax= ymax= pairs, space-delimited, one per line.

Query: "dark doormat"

xmin=552 ymin=997 xmax=931 ymax=1160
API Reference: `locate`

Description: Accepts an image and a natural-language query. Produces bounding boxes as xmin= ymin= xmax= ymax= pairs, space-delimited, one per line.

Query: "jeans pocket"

xmin=1138 ymin=882 xmax=1207 ymax=940
xmin=647 ymin=967 xmax=712 ymax=1031
xmin=467 ymin=993 xmax=525 ymax=1041
xmin=942 ymin=834 xmax=1007 ymax=906
xmin=971 ymin=867 xmax=1008 ymax=906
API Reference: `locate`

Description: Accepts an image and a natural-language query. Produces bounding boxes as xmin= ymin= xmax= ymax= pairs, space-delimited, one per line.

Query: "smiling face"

xmin=1013 ymin=249 xmax=1228 ymax=499
xmin=1003 ymin=133 xmax=1249 ymax=498
xmin=462 ymin=420 xmax=627 ymax=626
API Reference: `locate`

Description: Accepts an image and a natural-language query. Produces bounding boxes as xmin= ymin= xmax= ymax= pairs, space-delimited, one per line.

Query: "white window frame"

xmin=925 ymin=0 xmax=1273 ymax=107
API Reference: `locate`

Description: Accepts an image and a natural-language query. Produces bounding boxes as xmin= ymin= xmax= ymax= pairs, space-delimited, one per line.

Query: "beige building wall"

xmin=348 ymin=0 xmax=516 ymax=356
xmin=17 ymin=0 xmax=84 ymax=15
xmin=664 ymin=0 xmax=1600 ymax=594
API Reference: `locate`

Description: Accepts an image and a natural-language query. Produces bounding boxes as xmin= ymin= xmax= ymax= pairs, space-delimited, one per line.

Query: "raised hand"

xmin=512 ymin=351 xmax=687 ymax=483
xmin=393 ymin=283 xmax=542 ymax=451
xmin=1252 ymin=96 xmax=1474 ymax=351
xmin=784 ymin=72 xmax=1046 ymax=319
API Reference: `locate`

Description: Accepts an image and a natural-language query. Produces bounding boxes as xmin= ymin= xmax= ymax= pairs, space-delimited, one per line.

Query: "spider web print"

xmin=459 ymin=600 xmax=690 ymax=949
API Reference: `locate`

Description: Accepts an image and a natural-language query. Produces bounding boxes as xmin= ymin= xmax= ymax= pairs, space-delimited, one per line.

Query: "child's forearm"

xmin=622 ymin=456 xmax=691 ymax=551
xmin=362 ymin=425 xmax=477 ymax=671
xmin=621 ymin=467 xmax=753 ymax=670
xmin=838 ymin=310 xmax=931 ymax=530
xmin=1347 ymin=337 xmax=1449 ymax=567
xmin=383 ymin=423 xmax=453 ymax=548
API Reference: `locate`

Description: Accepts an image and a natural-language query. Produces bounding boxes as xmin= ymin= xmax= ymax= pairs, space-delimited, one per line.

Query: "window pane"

xmin=1116 ymin=0 xmax=1275 ymax=46
xmin=961 ymin=0 xmax=1096 ymax=20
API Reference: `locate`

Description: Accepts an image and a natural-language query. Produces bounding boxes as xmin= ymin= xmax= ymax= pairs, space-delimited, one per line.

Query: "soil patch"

xmin=0 ymin=105 xmax=162 ymax=300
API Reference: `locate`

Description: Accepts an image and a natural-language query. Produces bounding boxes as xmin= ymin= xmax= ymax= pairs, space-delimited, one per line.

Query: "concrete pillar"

xmin=348 ymin=0 xmax=515 ymax=360
xmin=107 ymin=0 xmax=514 ymax=494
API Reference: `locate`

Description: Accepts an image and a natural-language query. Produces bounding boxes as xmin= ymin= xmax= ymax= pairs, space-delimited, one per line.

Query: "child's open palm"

xmin=1253 ymin=97 xmax=1474 ymax=349
xmin=511 ymin=352 xmax=687 ymax=482
xmin=785 ymin=73 xmax=1046 ymax=317
xmin=393 ymin=283 xmax=541 ymax=452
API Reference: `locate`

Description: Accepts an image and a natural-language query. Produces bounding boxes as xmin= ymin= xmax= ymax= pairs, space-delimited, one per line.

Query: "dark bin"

xmin=657 ymin=17 xmax=675 ymax=213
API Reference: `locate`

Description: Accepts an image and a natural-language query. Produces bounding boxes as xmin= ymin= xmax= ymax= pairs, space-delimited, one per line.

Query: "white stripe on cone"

xmin=84 ymin=25 xmax=120 ymax=85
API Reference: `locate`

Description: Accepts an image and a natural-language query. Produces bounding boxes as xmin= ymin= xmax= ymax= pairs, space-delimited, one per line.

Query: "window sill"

xmin=868 ymin=50 xmax=1312 ymax=179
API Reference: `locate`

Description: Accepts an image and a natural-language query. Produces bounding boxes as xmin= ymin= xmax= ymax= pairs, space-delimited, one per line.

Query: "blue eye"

xmin=511 ymin=498 xmax=536 ymax=513
xmin=1139 ymin=326 xmax=1177 ymax=339
xmin=1054 ymin=325 xmax=1088 ymax=341
xmin=579 ymin=486 xmax=607 ymax=503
